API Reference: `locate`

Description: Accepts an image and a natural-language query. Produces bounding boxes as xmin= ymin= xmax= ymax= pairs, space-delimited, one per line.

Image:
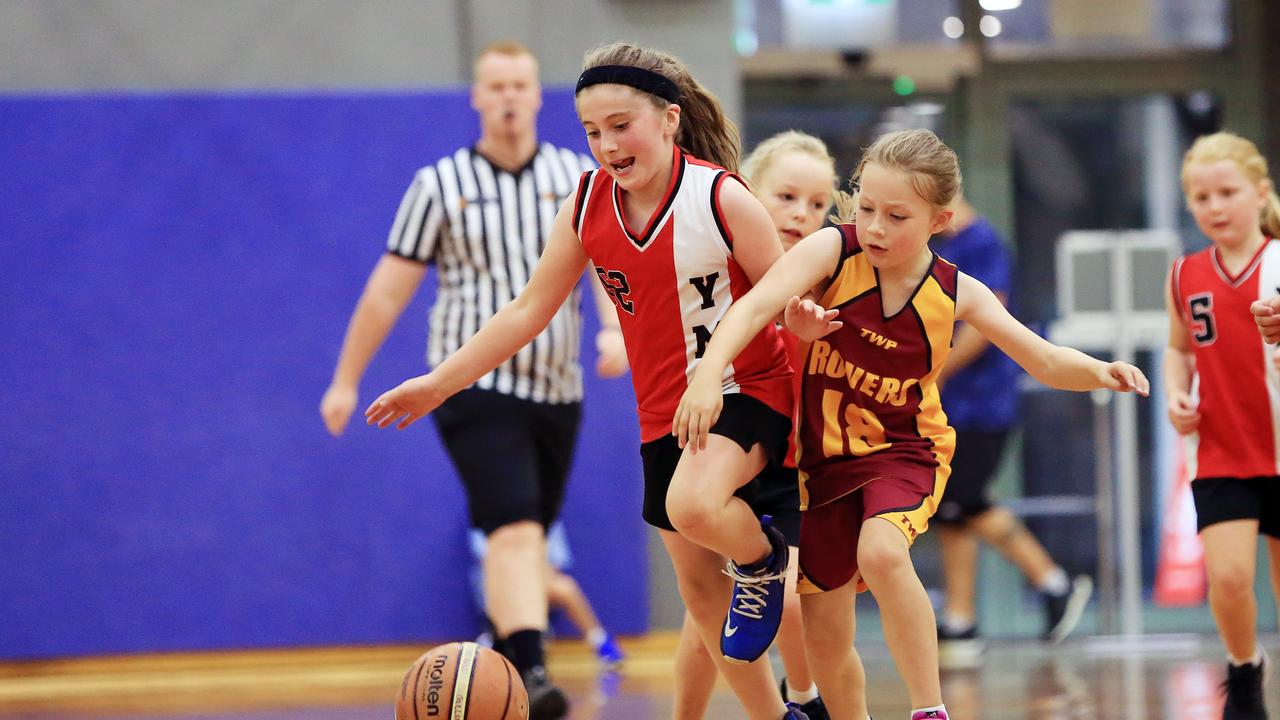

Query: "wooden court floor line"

xmin=0 ymin=633 xmax=682 ymax=712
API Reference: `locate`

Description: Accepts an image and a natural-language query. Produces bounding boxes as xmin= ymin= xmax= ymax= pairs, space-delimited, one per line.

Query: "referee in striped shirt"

xmin=320 ymin=42 xmax=624 ymax=720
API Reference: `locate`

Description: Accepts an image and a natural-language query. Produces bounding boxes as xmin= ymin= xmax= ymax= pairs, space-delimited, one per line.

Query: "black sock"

xmin=737 ymin=549 xmax=773 ymax=575
xmin=505 ymin=628 xmax=546 ymax=675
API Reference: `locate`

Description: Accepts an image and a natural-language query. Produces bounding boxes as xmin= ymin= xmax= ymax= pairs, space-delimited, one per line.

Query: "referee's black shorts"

xmin=639 ymin=393 xmax=792 ymax=533
xmin=934 ymin=428 xmax=1008 ymax=525
xmin=432 ymin=387 xmax=581 ymax=535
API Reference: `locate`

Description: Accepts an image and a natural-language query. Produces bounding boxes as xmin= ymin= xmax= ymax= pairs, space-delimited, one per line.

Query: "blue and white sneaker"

xmin=720 ymin=515 xmax=789 ymax=664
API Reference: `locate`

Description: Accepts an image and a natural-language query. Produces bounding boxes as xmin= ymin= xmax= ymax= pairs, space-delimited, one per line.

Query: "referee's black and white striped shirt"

xmin=386 ymin=143 xmax=595 ymax=404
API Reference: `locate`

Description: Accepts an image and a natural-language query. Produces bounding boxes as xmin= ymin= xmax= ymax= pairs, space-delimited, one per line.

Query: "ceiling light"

xmin=942 ymin=16 xmax=964 ymax=39
xmin=979 ymin=14 xmax=1003 ymax=37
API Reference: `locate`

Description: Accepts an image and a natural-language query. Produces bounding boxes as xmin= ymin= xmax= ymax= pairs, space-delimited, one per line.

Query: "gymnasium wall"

xmin=0 ymin=0 xmax=740 ymax=117
xmin=0 ymin=89 xmax=647 ymax=660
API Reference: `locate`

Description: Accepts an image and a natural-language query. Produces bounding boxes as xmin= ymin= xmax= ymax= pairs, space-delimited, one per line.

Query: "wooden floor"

xmin=1 ymin=632 xmax=1276 ymax=719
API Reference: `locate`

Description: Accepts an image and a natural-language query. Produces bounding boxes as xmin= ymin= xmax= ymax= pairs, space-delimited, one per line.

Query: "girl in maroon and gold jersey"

xmin=675 ymin=128 xmax=1148 ymax=720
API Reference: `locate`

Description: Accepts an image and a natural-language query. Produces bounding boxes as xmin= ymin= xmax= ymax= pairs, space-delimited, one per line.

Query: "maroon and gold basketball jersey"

xmin=796 ymin=224 xmax=957 ymax=509
xmin=573 ymin=146 xmax=793 ymax=442
xmin=1171 ymin=238 xmax=1280 ymax=479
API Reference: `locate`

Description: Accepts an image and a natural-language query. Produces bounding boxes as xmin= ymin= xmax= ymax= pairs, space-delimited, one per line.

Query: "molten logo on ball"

xmin=396 ymin=641 xmax=529 ymax=720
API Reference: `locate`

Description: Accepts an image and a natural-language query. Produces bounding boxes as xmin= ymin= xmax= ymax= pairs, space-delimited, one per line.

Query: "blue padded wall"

xmin=0 ymin=90 xmax=645 ymax=659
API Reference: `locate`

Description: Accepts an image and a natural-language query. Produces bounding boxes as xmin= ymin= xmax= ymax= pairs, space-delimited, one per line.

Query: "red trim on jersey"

xmin=612 ymin=145 xmax=685 ymax=247
xmin=1211 ymin=239 xmax=1270 ymax=287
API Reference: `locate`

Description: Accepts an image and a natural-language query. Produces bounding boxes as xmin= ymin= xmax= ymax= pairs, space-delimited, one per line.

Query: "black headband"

xmin=575 ymin=65 xmax=681 ymax=104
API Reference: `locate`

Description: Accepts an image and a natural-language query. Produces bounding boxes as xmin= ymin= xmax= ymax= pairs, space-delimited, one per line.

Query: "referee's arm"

xmin=321 ymin=255 xmax=426 ymax=436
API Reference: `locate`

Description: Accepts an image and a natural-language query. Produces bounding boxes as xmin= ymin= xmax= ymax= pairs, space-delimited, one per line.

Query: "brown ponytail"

xmin=580 ymin=42 xmax=741 ymax=173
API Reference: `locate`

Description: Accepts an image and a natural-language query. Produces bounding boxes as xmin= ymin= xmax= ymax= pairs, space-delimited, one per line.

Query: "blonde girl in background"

xmin=1166 ymin=131 xmax=1280 ymax=720
xmin=672 ymin=130 xmax=837 ymax=720
xmin=674 ymin=128 xmax=1149 ymax=720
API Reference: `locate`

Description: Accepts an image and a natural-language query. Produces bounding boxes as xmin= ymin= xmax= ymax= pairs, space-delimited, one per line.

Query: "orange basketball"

xmin=395 ymin=641 xmax=529 ymax=720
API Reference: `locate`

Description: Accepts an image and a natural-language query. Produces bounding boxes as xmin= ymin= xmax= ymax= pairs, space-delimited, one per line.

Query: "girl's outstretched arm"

xmin=955 ymin=272 xmax=1150 ymax=395
xmin=673 ymin=227 xmax=843 ymax=451
xmin=366 ymin=200 xmax=591 ymax=429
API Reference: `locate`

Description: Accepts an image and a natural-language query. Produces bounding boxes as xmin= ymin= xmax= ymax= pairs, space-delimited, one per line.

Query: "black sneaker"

xmin=937 ymin=623 xmax=983 ymax=669
xmin=1043 ymin=575 xmax=1093 ymax=643
xmin=1222 ymin=653 xmax=1268 ymax=720
xmin=779 ymin=677 xmax=831 ymax=720
xmin=521 ymin=665 xmax=569 ymax=720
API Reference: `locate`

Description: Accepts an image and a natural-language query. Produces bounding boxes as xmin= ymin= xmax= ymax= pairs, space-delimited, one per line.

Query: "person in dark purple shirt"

xmin=930 ymin=194 xmax=1094 ymax=667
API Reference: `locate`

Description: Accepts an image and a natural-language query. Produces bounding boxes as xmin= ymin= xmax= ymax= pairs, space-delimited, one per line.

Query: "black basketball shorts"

xmin=639 ymin=393 xmax=792 ymax=533
xmin=1191 ymin=476 xmax=1280 ymax=538
xmin=432 ymin=387 xmax=582 ymax=535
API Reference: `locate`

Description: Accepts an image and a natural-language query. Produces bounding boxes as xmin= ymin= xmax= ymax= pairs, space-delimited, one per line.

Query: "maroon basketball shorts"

xmin=796 ymin=473 xmax=946 ymax=594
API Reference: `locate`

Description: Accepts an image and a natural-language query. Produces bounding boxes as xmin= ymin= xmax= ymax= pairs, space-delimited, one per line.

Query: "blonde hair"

xmin=474 ymin=41 xmax=537 ymax=78
xmin=833 ymin=128 xmax=961 ymax=224
xmin=580 ymin=42 xmax=741 ymax=172
xmin=741 ymin=130 xmax=836 ymax=192
xmin=1181 ymin=131 xmax=1280 ymax=239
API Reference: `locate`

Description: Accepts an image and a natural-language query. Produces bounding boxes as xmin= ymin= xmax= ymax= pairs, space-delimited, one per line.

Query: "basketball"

xmin=395 ymin=641 xmax=528 ymax=720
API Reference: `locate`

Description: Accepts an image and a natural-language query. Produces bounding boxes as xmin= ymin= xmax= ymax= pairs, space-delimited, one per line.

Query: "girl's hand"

xmin=1102 ymin=361 xmax=1150 ymax=396
xmin=1252 ymin=297 xmax=1280 ymax=344
xmin=673 ymin=372 xmax=724 ymax=453
xmin=365 ymin=375 xmax=447 ymax=430
xmin=784 ymin=296 xmax=842 ymax=342
xmin=1166 ymin=390 xmax=1200 ymax=435
xmin=595 ymin=327 xmax=629 ymax=378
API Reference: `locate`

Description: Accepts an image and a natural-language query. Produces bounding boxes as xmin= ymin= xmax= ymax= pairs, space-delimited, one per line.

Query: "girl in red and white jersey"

xmin=1165 ymin=131 xmax=1280 ymax=717
xmin=671 ymin=131 xmax=838 ymax=720
xmin=367 ymin=42 xmax=806 ymax=720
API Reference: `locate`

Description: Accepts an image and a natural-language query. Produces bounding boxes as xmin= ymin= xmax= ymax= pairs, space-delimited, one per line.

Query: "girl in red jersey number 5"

xmin=675 ymin=128 xmax=1149 ymax=720
xmin=1166 ymin=131 xmax=1280 ymax=720
xmin=367 ymin=42 xmax=810 ymax=720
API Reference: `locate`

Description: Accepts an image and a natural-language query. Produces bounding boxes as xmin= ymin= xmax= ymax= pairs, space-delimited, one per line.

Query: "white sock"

xmin=786 ymin=682 xmax=818 ymax=704
xmin=1230 ymin=649 xmax=1262 ymax=667
xmin=1038 ymin=567 xmax=1069 ymax=596
xmin=942 ymin=612 xmax=975 ymax=634
xmin=585 ymin=627 xmax=606 ymax=649
xmin=912 ymin=703 xmax=947 ymax=718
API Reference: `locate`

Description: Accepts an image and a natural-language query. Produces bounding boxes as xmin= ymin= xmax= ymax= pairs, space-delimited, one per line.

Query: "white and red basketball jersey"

xmin=572 ymin=146 xmax=792 ymax=442
xmin=1170 ymin=238 xmax=1280 ymax=479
